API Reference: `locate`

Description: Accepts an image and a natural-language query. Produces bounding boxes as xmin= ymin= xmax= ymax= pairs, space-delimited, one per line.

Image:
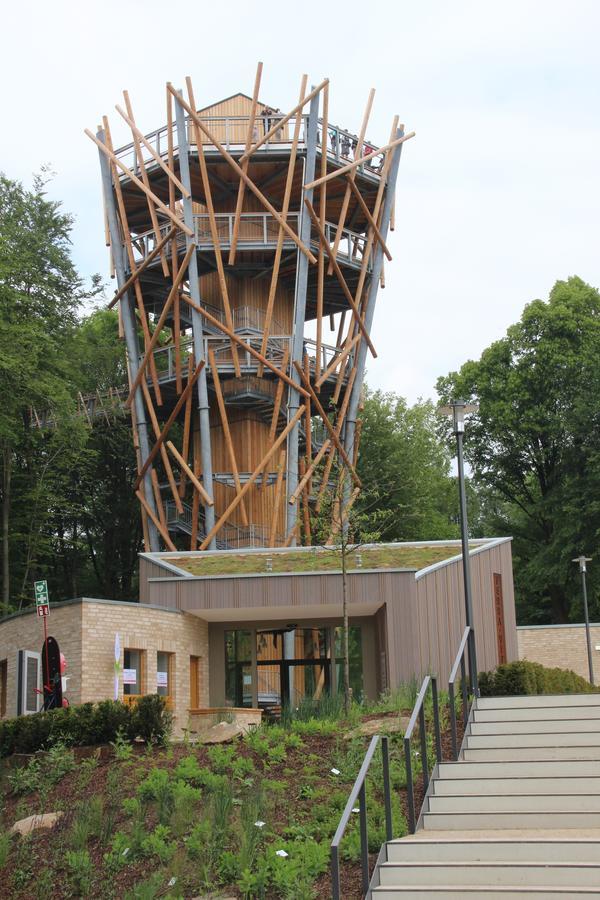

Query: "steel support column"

xmin=343 ymin=128 xmax=405 ymax=477
xmin=97 ymin=130 xmax=160 ymax=551
xmin=174 ymin=93 xmax=216 ymax=548
xmin=286 ymin=93 xmax=319 ymax=542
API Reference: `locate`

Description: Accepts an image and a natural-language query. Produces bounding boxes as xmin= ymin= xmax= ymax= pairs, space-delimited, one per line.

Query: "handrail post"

xmin=381 ymin=735 xmax=392 ymax=841
xmin=331 ymin=845 xmax=341 ymax=900
xmin=460 ymin=656 xmax=468 ymax=727
xmin=419 ymin=703 xmax=429 ymax=793
xmin=431 ymin=676 xmax=443 ymax=763
xmin=359 ymin=782 xmax=369 ymax=896
xmin=404 ymin=735 xmax=415 ymax=834
xmin=448 ymin=681 xmax=458 ymax=760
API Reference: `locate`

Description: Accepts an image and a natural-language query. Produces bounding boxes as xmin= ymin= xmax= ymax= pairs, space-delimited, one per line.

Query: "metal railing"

xmin=114 ymin=113 xmax=383 ymax=179
xmin=130 ymin=213 xmax=371 ymax=272
xmin=330 ymin=735 xmax=393 ymax=900
xmin=448 ymin=626 xmax=472 ymax=760
xmin=152 ymin=334 xmax=292 ymax=381
xmin=404 ymin=675 xmax=443 ymax=834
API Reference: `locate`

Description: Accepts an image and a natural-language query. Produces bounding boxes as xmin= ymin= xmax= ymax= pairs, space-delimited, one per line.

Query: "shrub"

xmin=0 ymin=695 xmax=171 ymax=757
xmin=479 ymin=660 xmax=596 ymax=697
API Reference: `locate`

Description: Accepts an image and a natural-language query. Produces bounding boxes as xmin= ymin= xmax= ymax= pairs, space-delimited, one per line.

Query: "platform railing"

xmin=330 ymin=735 xmax=393 ymax=900
xmin=448 ymin=626 xmax=472 ymax=761
xmin=113 ymin=114 xmax=382 ymax=178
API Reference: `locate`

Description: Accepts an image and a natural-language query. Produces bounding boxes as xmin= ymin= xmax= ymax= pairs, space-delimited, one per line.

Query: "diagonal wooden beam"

xmin=85 ymin=128 xmax=193 ymax=236
xmin=346 ymin=179 xmax=392 ymax=261
xmin=229 ymin=61 xmax=263 ymax=266
xmin=199 ymin=403 xmax=306 ymax=550
xmin=289 ymin=438 xmax=331 ymax=505
xmin=141 ymin=378 xmax=183 ymax=514
xmin=260 ymin=346 xmax=289 ymax=488
xmin=316 ymin=80 xmax=329 ymax=384
xmin=258 ymin=73 xmax=307 ymax=375
xmin=136 ymin=488 xmax=176 ymax=551
xmin=167 ymin=85 xmax=316 ymax=264
xmin=108 ymin=226 xmax=176 ymax=309
xmin=186 ymin=77 xmax=241 ymax=378
xmin=304 ymin=129 xmax=415 ymax=191
xmin=116 ymin=100 xmax=190 ymax=198
xmin=269 ymin=449 xmax=286 ymax=547
xmin=240 ymin=78 xmax=329 ymax=160
xmin=293 ymin=361 xmax=361 ymax=488
xmin=135 ymin=359 xmax=205 ymax=489
xmin=315 ymin=332 xmax=360 ymax=389
xmin=208 ymin=348 xmax=249 ymax=526
xmin=180 ymin=293 xmax=309 ymax=397
xmin=126 ymin=242 xmax=196 ymax=407
xmin=304 ymin=199 xmax=377 ymax=358
xmin=166 ymin=441 xmax=213 ymax=506
xmin=178 ymin=355 xmax=194 ymax=498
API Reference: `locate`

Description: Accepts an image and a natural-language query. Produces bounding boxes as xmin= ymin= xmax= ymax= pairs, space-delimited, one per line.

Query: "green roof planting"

xmin=163 ymin=543 xmax=473 ymax=578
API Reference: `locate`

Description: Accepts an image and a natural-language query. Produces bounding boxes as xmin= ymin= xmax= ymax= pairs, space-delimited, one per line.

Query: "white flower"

xmin=275 ymin=850 xmax=289 ymax=858
xmin=352 ymin=807 xmax=360 ymax=814
xmin=168 ymin=878 xmax=177 ymax=887
xmin=254 ymin=820 xmax=266 ymax=828
xmin=331 ymin=767 xmax=341 ymax=775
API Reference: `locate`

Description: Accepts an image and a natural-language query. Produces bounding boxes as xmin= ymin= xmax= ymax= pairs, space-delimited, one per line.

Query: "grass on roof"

xmin=171 ymin=543 xmax=467 ymax=577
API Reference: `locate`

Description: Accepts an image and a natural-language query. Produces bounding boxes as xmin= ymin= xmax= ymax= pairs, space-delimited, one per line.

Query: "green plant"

xmin=138 ymin=766 xmax=174 ymax=823
xmin=141 ymin=823 xmax=175 ymax=863
xmin=170 ymin=779 xmax=201 ymax=837
xmin=132 ymin=694 xmax=172 ymax=745
xmin=0 ymin=831 xmax=11 ymax=868
xmin=65 ymin=849 xmax=93 ymax=896
xmin=8 ymin=758 xmax=41 ymax=795
xmin=207 ymin=743 xmax=236 ymax=773
xmin=68 ymin=804 xmax=93 ymax=851
xmin=111 ymin=727 xmax=134 ymax=761
xmin=479 ymin=660 xmax=596 ymax=697
xmin=124 ymin=872 xmax=164 ymax=900
xmin=44 ymin=741 xmax=76 ymax=785
xmin=76 ymin=750 xmax=100 ymax=790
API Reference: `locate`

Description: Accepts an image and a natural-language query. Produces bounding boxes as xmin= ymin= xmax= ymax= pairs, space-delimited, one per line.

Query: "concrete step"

xmin=438 ymin=759 xmax=600 ymax=778
xmin=427 ymin=794 xmax=600 ymax=813
xmin=432 ymin=776 xmax=600 ymax=795
xmin=378 ymin=861 xmax=600 ymax=887
xmin=465 ymin=732 xmax=600 ymax=748
xmin=462 ymin=745 xmax=600 ymax=761
xmin=474 ymin=706 xmax=600 ymax=722
xmin=422 ymin=811 xmax=600 ymax=829
xmin=470 ymin=719 xmax=600 ymax=735
xmin=386 ymin=838 xmax=600 ymax=863
xmin=372 ymin=888 xmax=600 ymax=899
xmin=476 ymin=695 xmax=600 ymax=710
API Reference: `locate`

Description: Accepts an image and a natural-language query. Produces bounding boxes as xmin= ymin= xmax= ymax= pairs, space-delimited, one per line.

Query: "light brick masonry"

xmin=518 ymin=623 xmax=600 ymax=682
xmin=0 ymin=598 xmax=210 ymax=737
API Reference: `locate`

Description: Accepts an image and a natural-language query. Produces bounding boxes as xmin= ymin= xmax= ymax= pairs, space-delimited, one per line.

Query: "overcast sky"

xmin=3 ymin=1 xmax=599 ymax=403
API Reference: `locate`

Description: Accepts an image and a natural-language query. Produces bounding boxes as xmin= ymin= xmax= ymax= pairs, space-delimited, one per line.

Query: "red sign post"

xmin=34 ymin=581 xmax=51 ymax=704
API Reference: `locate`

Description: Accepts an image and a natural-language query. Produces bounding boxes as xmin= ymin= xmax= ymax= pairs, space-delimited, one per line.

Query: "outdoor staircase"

xmin=371 ymin=692 xmax=600 ymax=898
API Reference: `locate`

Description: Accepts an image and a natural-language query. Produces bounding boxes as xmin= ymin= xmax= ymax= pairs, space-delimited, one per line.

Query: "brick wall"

xmin=518 ymin=624 xmax=600 ymax=682
xmin=0 ymin=599 xmax=210 ymax=737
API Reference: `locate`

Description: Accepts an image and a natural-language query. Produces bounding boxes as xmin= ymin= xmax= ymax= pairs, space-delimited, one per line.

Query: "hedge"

xmin=479 ymin=660 xmax=597 ymax=697
xmin=0 ymin=694 xmax=172 ymax=758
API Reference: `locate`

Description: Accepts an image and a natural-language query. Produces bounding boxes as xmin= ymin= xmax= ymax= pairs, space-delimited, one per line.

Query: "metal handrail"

xmin=330 ymin=734 xmax=392 ymax=900
xmin=403 ymin=675 xmax=442 ymax=834
xmin=448 ymin=626 xmax=472 ymax=760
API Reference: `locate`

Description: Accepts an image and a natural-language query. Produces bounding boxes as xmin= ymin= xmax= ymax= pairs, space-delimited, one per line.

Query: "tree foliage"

xmin=437 ymin=276 xmax=600 ymax=624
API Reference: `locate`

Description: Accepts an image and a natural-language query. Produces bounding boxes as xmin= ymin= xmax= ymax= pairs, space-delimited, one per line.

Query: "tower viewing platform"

xmin=87 ymin=65 xmax=414 ymax=553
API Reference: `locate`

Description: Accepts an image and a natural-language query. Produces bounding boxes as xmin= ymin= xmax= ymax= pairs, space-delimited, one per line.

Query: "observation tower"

xmin=88 ymin=66 xmax=413 ymax=552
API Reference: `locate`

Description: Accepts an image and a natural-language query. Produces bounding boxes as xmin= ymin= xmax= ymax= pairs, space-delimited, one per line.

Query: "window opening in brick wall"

xmin=123 ymin=648 xmax=146 ymax=703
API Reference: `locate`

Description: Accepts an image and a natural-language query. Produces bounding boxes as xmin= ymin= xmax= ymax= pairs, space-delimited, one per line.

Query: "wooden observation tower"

xmin=88 ymin=66 xmax=413 ymax=552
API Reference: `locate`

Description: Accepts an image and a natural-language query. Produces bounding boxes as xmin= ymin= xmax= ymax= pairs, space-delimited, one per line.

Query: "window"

xmin=123 ymin=649 xmax=145 ymax=698
xmin=156 ymin=652 xmax=173 ymax=700
xmin=0 ymin=659 xmax=7 ymax=718
xmin=17 ymin=650 xmax=41 ymax=715
xmin=189 ymin=656 xmax=200 ymax=709
xmin=225 ymin=630 xmax=252 ymax=708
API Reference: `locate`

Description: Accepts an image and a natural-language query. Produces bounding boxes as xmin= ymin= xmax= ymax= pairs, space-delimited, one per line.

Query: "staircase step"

xmin=462 ymin=746 xmax=600 ymax=761
xmin=438 ymin=759 xmax=600 ymax=778
xmin=470 ymin=719 xmax=600 ymax=735
xmin=372 ymin=888 xmax=600 ymax=899
xmin=474 ymin=706 xmax=600 ymax=722
xmin=386 ymin=838 xmax=600 ymax=864
xmin=423 ymin=811 xmax=600 ymax=829
xmin=476 ymin=695 xmax=600 ymax=709
xmin=378 ymin=861 xmax=600 ymax=887
xmin=465 ymin=732 xmax=600 ymax=748
xmin=433 ymin=776 xmax=600 ymax=795
xmin=428 ymin=794 xmax=600 ymax=813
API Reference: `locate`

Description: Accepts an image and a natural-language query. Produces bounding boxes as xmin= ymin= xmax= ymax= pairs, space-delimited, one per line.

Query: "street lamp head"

xmin=437 ymin=399 xmax=479 ymax=435
xmin=573 ymin=555 xmax=593 ymax=573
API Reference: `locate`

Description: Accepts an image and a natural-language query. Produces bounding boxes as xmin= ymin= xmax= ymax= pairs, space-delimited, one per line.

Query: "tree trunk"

xmin=341 ymin=544 xmax=351 ymax=715
xmin=1 ymin=444 xmax=11 ymax=608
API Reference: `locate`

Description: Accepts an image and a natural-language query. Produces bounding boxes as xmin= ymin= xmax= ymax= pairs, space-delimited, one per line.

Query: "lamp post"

xmin=438 ymin=399 xmax=479 ymax=696
xmin=572 ymin=555 xmax=594 ymax=685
